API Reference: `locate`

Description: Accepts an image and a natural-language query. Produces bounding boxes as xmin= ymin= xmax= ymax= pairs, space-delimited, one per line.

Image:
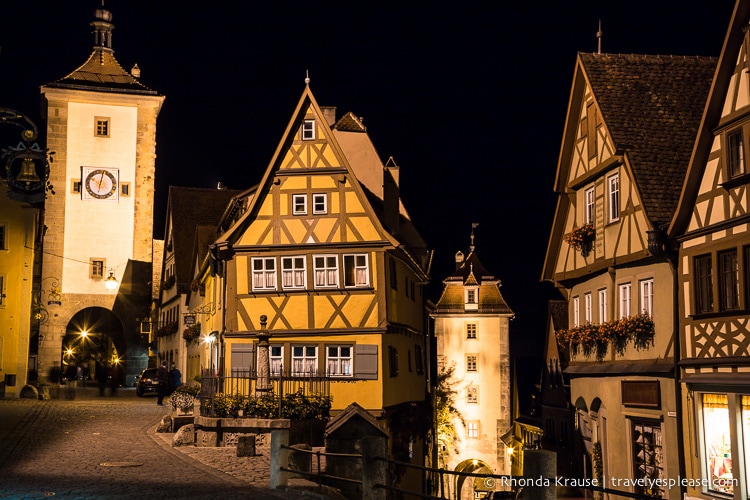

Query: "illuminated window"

xmin=631 ymin=420 xmax=664 ymax=497
xmin=702 ymin=393 xmax=733 ymax=495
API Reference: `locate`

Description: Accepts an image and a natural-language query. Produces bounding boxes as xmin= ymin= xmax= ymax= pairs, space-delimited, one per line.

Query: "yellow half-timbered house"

xmin=211 ymin=84 xmax=431 ymax=468
xmin=669 ymin=1 xmax=750 ymax=497
xmin=542 ymin=52 xmax=715 ymax=497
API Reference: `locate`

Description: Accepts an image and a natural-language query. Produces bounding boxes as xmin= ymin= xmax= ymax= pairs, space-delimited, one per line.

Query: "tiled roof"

xmin=434 ymin=251 xmax=513 ymax=315
xmin=580 ymin=53 xmax=716 ymax=227
xmin=46 ymin=48 xmax=158 ymax=95
xmin=168 ymin=187 xmax=242 ymax=291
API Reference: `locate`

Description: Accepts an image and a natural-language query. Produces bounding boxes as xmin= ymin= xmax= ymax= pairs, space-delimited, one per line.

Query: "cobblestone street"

xmin=0 ymin=388 xmax=319 ymax=499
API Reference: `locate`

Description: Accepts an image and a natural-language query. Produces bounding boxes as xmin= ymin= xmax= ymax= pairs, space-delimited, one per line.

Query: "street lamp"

xmin=104 ymin=269 xmax=118 ymax=291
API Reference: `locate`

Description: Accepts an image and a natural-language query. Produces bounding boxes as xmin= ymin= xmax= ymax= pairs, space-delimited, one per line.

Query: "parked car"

xmin=135 ymin=368 xmax=160 ymax=397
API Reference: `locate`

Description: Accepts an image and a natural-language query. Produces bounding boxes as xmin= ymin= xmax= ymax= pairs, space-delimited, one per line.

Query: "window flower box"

xmin=564 ymin=223 xmax=595 ymax=257
xmin=556 ymin=313 xmax=655 ymax=361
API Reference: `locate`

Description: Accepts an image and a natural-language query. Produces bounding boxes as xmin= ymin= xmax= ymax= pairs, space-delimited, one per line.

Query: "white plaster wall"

xmin=62 ymin=102 xmax=136 ymax=294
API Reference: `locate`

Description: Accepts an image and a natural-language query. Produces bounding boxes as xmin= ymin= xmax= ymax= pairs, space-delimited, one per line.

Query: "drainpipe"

xmin=649 ymin=229 xmax=686 ymax=496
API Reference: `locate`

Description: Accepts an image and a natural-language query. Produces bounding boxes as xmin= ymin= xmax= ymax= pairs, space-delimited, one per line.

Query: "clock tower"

xmin=38 ymin=7 xmax=164 ymax=384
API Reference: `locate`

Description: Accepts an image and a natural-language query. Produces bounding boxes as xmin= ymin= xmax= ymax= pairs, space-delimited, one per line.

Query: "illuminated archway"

xmin=62 ymin=307 xmax=125 ymax=385
xmin=454 ymin=459 xmax=493 ymax=500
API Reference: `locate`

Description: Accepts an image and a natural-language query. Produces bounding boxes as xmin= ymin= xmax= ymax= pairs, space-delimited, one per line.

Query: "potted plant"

xmin=564 ymin=223 xmax=596 ymax=257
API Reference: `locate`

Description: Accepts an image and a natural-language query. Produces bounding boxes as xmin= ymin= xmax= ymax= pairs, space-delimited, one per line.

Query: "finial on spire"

xmin=305 ymin=70 xmax=310 ymax=86
xmin=596 ymin=19 xmax=603 ymax=54
xmin=470 ymin=222 xmax=479 ymax=252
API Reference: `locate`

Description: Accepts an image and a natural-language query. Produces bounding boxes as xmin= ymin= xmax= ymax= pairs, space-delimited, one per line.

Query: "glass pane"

xmin=305 ymin=346 xmax=316 ymax=357
xmin=341 ymin=346 xmax=350 ymax=357
xmin=702 ymin=393 xmax=733 ymax=495
xmin=328 ymin=346 xmax=338 ymax=357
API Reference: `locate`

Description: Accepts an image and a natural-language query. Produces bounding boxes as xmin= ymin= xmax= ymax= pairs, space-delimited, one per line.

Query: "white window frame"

xmin=312 ymin=193 xmax=327 ymax=214
xmin=584 ymin=292 xmax=592 ymax=324
xmin=573 ymin=296 xmax=580 ymax=328
xmin=619 ymin=283 xmax=632 ymax=319
xmin=281 ymin=256 xmax=306 ymax=289
xmin=640 ymin=278 xmax=654 ymax=316
xmin=292 ymin=345 xmax=318 ymax=376
xmin=302 ymin=119 xmax=316 ymax=140
xmin=326 ymin=345 xmax=353 ymax=377
xmin=252 ymin=257 xmax=277 ymax=291
xmin=292 ymin=194 xmax=307 ymax=215
xmin=314 ymin=255 xmax=339 ymax=288
xmin=607 ymin=173 xmax=620 ymax=223
xmin=585 ymin=186 xmax=595 ymax=225
xmin=467 ymin=421 xmax=479 ymax=439
xmin=270 ymin=345 xmax=283 ymax=375
xmin=343 ymin=254 xmax=369 ymax=288
xmin=598 ymin=288 xmax=608 ymax=323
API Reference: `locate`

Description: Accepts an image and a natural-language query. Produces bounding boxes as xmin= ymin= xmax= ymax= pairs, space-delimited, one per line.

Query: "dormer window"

xmin=302 ymin=120 xmax=315 ymax=140
xmin=465 ymin=287 xmax=478 ymax=311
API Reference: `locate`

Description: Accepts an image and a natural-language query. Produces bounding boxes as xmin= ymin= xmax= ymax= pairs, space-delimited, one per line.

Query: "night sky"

xmin=0 ymin=1 xmax=737 ymax=359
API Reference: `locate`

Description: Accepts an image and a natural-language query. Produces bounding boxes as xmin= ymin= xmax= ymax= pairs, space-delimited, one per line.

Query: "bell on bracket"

xmin=15 ymin=157 xmax=40 ymax=186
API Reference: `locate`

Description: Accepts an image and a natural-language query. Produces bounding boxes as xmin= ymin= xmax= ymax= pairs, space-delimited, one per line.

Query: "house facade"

xmin=669 ymin=1 xmax=750 ymax=497
xmin=432 ymin=242 xmax=514 ymax=499
xmin=38 ymin=6 xmax=164 ymax=385
xmin=208 ymin=84 xmax=432 ymax=487
xmin=542 ymin=52 xmax=715 ymax=497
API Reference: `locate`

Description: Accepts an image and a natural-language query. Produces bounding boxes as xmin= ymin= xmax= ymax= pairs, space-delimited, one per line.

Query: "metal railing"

xmin=199 ymin=367 xmax=331 ymax=417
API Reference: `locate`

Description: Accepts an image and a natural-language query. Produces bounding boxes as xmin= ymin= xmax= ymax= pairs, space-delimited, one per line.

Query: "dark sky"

xmin=0 ymin=1 xmax=737 ymax=357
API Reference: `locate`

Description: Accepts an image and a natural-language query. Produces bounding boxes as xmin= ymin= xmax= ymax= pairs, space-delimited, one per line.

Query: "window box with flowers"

xmin=555 ymin=313 xmax=655 ymax=361
xmin=564 ymin=223 xmax=595 ymax=257
xmin=157 ymin=321 xmax=179 ymax=338
xmin=161 ymin=275 xmax=176 ymax=290
xmin=183 ymin=323 xmax=201 ymax=345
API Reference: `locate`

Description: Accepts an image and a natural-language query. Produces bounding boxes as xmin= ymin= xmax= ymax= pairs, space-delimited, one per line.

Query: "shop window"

xmin=631 ymin=419 xmax=664 ymax=497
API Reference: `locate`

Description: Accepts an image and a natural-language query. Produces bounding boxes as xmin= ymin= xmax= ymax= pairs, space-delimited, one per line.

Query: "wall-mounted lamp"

xmin=104 ymin=269 xmax=118 ymax=291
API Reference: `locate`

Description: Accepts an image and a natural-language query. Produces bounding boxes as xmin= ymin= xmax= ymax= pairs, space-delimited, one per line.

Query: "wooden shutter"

xmin=354 ymin=344 xmax=378 ymax=380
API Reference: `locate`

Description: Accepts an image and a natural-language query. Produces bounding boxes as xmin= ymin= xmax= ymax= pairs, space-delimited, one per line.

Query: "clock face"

xmin=84 ymin=168 xmax=118 ymax=199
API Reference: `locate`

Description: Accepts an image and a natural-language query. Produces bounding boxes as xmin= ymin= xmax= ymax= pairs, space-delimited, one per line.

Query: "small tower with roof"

xmin=431 ymin=224 xmax=514 ymax=498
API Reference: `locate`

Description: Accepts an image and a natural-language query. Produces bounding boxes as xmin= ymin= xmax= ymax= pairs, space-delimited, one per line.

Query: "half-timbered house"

xmin=669 ymin=1 xmax=750 ymax=497
xmin=210 ymin=83 xmax=432 ymax=478
xmin=542 ymin=51 xmax=715 ymax=497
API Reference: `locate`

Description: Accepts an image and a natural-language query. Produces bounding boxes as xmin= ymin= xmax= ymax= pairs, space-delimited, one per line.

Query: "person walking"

xmin=64 ymin=362 xmax=78 ymax=399
xmin=96 ymin=361 xmax=108 ymax=396
xmin=168 ymin=363 xmax=182 ymax=395
xmin=157 ymin=361 xmax=168 ymax=406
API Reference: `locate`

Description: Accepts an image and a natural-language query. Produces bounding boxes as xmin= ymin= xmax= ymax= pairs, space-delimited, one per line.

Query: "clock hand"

xmin=98 ymin=171 xmax=105 ymax=189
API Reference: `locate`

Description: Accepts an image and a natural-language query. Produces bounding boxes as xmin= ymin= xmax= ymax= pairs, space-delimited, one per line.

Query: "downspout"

xmin=649 ymin=229 xmax=686 ymax=496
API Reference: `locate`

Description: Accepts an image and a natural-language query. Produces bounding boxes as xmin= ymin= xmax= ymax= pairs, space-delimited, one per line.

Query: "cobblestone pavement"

xmin=0 ymin=388 xmax=325 ymax=499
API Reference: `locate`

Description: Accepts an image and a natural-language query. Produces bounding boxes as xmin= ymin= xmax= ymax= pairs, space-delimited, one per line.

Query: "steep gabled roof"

xmin=580 ymin=53 xmax=716 ymax=227
xmin=670 ymin=0 xmax=750 ymax=235
xmin=45 ymin=8 xmax=158 ymax=95
xmin=166 ymin=187 xmax=242 ymax=291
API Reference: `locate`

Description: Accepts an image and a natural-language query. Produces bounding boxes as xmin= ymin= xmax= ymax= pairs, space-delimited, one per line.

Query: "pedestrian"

xmin=108 ymin=363 xmax=119 ymax=396
xmin=168 ymin=363 xmax=182 ymax=395
xmin=157 ymin=360 xmax=168 ymax=405
xmin=81 ymin=362 xmax=90 ymax=387
xmin=64 ymin=362 xmax=78 ymax=399
xmin=96 ymin=361 xmax=108 ymax=396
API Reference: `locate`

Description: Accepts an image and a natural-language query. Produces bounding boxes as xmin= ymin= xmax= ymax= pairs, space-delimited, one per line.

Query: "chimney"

xmin=383 ymin=157 xmax=400 ymax=236
xmin=320 ymin=106 xmax=337 ymax=127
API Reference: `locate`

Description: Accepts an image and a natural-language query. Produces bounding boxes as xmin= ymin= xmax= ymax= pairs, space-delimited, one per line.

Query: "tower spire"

xmin=470 ymin=222 xmax=479 ymax=252
xmin=91 ymin=4 xmax=114 ymax=52
xmin=596 ymin=19 xmax=603 ymax=54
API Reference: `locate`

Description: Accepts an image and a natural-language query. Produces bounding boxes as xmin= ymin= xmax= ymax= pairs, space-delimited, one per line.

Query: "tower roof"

xmin=45 ymin=7 xmax=158 ymax=95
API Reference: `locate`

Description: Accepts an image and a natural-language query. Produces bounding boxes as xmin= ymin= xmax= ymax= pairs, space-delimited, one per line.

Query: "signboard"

xmin=183 ymin=314 xmax=196 ymax=325
xmin=621 ymin=380 xmax=661 ymax=409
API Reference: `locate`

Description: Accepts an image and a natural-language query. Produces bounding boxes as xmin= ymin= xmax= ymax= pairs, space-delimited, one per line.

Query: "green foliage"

xmin=592 ymin=441 xmax=603 ymax=500
xmin=434 ymin=364 xmax=464 ymax=467
xmin=204 ymin=391 xmax=332 ymax=421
